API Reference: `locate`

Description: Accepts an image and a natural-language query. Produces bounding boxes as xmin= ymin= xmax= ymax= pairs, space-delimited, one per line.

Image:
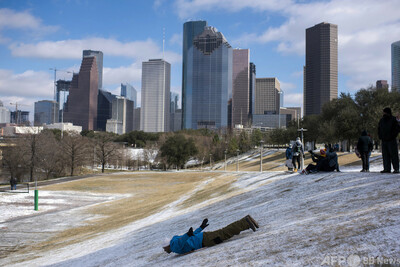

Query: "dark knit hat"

xmin=383 ymin=107 xmax=392 ymax=115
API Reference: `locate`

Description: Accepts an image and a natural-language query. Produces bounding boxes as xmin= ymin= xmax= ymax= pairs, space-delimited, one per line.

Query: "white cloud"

xmin=0 ymin=8 xmax=58 ymax=40
xmin=0 ymin=69 xmax=53 ymax=99
xmin=279 ymin=81 xmax=297 ymax=93
xmin=103 ymin=63 xmax=142 ymax=86
xmin=9 ymin=37 xmax=181 ymax=64
xmin=174 ymin=0 xmax=293 ymax=19
xmin=283 ymin=93 xmax=302 ymax=108
xmin=169 ymin=33 xmax=182 ymax=47
xmin=0 ymin=8 xmax=42 ymax=30
xmin=0 ymin=69 xmax=55 ymax=120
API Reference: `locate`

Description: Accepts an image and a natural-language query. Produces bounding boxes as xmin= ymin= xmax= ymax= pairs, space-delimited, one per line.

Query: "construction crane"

xmin=49 ymin=68 xmax=73 ymax=101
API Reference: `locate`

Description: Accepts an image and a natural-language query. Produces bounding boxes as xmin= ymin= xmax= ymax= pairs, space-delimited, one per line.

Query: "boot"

xmin=246 ymin=215 xmax=259 ymax=228
xmin=245 ymin=216 xmax=256 ymax=232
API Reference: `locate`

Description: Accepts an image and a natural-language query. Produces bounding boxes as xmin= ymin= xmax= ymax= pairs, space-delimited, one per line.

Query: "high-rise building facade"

xmin=170 ymin=93 xmax=181 ymax=132
xmin=249 ymin=62 xmax=256 ymax=116
xmin=64 ymin=56 xmax=99 ymax=130
xmin=0 ymin=100 xmax=10 ymax=124
xmin=255 ymin=78 xmax=281 ymax=115
xmin=133 ymin=107 xmax=140 ymax=131
xmin=392 ymin=41 xmax=400 ymax=91
xmin=106 ymin=97 xmax=134 ymax=134
xmin=10 ymin=111 xmax=30 ymax=125
xmin=83 ymin=50 xmax=103 ymax=89
xmin=376 ymin=80 xmax=389 ymax=90
xmin=34 ymin=100 xmax=59 ymax=126
xmin=304 ymin=22 xmax=338 ymax=115
xmin=182 ymin=25 xmax=233 ymax=130
xmin=182 ymin=20 xmax=208 ymax=129
xmin=140 ymin=59 xmax=170 ymax=133
xmin=97 ymin=90 xmax=117 ymax=131
xmin=121 ymin=83 xmax=137 ymax=108
xmin=232 ymin=49 xmax=250 ymax=127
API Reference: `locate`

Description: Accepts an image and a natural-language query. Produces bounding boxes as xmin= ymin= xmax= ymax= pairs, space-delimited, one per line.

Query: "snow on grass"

xmin=1 ymin=154 xmax=400 ymax=267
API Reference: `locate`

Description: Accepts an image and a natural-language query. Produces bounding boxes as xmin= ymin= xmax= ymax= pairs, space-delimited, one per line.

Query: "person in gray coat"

xmin=357 ymin=130 xmax=373 ymax=172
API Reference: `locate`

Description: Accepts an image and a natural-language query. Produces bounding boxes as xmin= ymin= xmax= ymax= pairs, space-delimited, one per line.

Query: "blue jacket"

xmin=170 ymin=227 xmax=204 ymax=254
xmin=285 ymin=147 xmax=292 ymax=159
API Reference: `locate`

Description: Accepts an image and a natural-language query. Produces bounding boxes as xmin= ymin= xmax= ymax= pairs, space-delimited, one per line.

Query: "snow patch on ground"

xmin=1 ymin=156 xmax=400 ymax=267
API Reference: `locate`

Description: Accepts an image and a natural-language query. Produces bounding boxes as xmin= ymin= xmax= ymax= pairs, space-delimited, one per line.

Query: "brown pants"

xmin=202 ymin=217 xmax=250 ymax=247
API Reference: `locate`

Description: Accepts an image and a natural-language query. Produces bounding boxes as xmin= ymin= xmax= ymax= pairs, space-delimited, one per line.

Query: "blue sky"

xmin=1 ymin=0 xmax=399 ymax=119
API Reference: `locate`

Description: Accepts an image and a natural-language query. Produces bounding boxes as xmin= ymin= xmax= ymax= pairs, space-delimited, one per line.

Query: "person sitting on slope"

xmin=163 ymin=215 xmax=259 ymax=255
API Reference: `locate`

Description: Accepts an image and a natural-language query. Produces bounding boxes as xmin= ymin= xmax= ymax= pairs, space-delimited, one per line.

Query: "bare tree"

xmin=2 ymin=138 xmax=30 ymax=182
xmin=61 ymin=131 xmax=89 ymax=176
xmin=36 ymin=131 xmax=65 ymax=179
xmin=93 ymin=132 xmax=119 ymax=173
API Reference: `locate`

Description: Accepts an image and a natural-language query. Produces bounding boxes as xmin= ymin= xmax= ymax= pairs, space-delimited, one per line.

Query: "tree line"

xmin=2 ymin=86 xmax=398 ymax=181
xmin=268 ymin=87 xmax=400 ymax=149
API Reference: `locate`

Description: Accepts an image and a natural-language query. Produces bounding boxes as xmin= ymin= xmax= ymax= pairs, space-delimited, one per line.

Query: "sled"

xmin=285 ymin=159 xmax=293 ymax=169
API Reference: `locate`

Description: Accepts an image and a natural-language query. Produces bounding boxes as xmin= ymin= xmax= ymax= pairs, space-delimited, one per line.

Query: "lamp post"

xmin=224 ymin=150 xmax=227 ymax=171
xmin=260 ymin=140 xmax=264 ymax=172
xmin=236 ymin=149 xmax=240 ymax=172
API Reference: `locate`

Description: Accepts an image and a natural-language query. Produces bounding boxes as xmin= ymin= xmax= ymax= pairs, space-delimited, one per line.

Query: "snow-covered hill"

xmin=1 ymin=160 xmax=400 ymax=267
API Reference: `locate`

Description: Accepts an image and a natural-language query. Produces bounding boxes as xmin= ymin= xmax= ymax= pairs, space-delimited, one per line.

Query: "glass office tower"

xmin=392 ymin=41 xmax=400 ymax=91
xmin=182 ymin=20 xmax=208 ymax=129
xmin=121 ymin=83 xmax=137 ymax=108
xmin=183 ymin=24 xmax=232 ymax=130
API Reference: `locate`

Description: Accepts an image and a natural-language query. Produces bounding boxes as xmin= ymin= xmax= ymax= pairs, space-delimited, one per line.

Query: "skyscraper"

xmin=232 ymin=49 xmax=250 ymax=127
xmin=182 ymin=25 xmax=233 ymax=130
xmin=255 ymin=78 xmax=281 ymax=115
xmin=64 ymin=56 xmax=99 ymax=130
xmin=83 ymin=50 xmax=103 ymax=89
xmin=376 ymin=80 xmax=389 ymax=90
xmin=249 ymin=62 xmax=256 ymax=116
xmin=106 ymin=97 xmax=134 ymax=134
xmin=0 ymin=100 xmax=10 ymax=124
xmin=392 ymin=41 xmax=400 ymax=91
xmin=97 ymin=90 xmax=116 ymax=131
xmin=304 ymin=22 xmax=338 ymax=115
xmin=34 ymin=100 xmax=59 ymax=126
xmin=140 ymin=59 xmax=170 ymax=132
xmin=120 ymin=83 xmax=137 ymax=108
xmin=170 ymin=93 xmax=181 ymax=132
xmin=182 ymin=20 xmax=208 ymax=129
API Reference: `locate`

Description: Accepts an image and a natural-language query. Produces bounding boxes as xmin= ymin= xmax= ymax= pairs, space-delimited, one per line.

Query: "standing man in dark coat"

xmin=10 ymin=177 xmax=17 ymax=190
xmin=357 ymin=130 xmax=373 ymax=172
xmin=378 ymin=107 xmax=400 ymax=173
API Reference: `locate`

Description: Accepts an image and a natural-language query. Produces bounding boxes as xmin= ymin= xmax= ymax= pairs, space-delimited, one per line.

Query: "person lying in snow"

xmin=162 ymin=215 xmax=259 ymax=255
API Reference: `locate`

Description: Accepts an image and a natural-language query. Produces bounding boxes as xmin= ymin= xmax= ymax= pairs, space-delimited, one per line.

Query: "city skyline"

xmin=0 ymin=0 xmax=399 ymax=120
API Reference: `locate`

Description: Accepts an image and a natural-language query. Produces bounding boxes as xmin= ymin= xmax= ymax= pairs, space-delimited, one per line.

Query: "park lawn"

xmin=28 ymin=172 xmax=238 ymax=253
